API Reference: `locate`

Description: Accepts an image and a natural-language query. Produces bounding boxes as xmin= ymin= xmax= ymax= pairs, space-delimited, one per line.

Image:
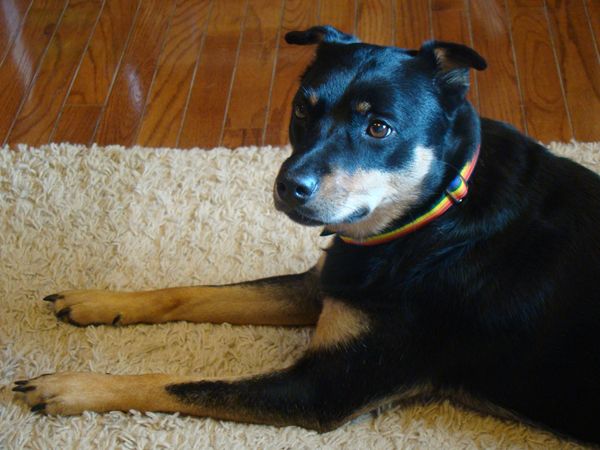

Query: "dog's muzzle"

xmin=273 ymin=171 xmax=327 ymax=225
xmin=274 ymin=171 xmax=319 ymax=208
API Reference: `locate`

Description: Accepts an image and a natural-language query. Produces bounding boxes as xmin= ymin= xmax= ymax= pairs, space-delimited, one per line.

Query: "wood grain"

xmin=263 ymin=0 xmax=320 ymax=146
xmin=469 ymin=0 xmax=525 ymax=130
xmin=51 ymin=0 xmax=140 ymax=145
xmin=431 ymin=0 xmax=479 ymax=109
xmin=0 ymin=0 xmax=66 ymax=144
xmin=136 ymin=0 xmax=212 ymax=148
xmin=7 ymin=0 xmax=102 ymax=146
xmin=221 ymin=0 xmax=284 ymax=148
xmin=66 ymin=0 xmax=139 ymax=105
xmin=0 ymin=0 xmax=33 ymax=65
xmin=357 ymin=0 xmax=395 ymax=45
xmin=1 ymin=0 xmax=598 ymax=146
xmin=319 ymin=0 xmax=357 ymax=34
xmin=94 ymin=0 xmax=177 ymax=146
xmin=52 ymin=104 xmax=102 ymax=144
xmin=394 ymin=0 xmax=432 ymax=48
xmin=545 ymin=0 xmax=600 ymax=141
xmin=584 ymin=0 xmax=600 ymax=57
xmin=178 ymin=0 xmax=247 ymax=148
xmin=507 ymin=0 xmax=572 ymax=141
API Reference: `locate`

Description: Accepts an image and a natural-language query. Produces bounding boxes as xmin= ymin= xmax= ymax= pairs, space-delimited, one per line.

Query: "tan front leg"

xmin=13 ymin=372 xmax=198 ymax=416
xmin=44 ymin=271 xmax=322 ymax=327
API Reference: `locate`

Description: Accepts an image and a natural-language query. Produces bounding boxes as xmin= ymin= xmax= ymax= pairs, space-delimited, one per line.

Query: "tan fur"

xmin=16 ymin=372 xmax=266 ymax=424
xmin=355 ymin=101 xmax=371 ymax=113
xmin=18 ymin=372 xmax=195 ymax=415
xmin=434 ymin=48 xmax=452 ymax=71
xmin=51 ymin=284 xmax=321 ymax=326
xmin=310 ymin=298 xmax=370 ymax=349
xmin=314 ymin=252 xmax=328 ymax=275
xmin=308 ymin=91 xmax=319 ymax=106
xmin=433 ymin=48 xmax=470 ymax=85
xmin=14 ymin=371 xmax=515 ymax=430
xmin=443 ymin=387 xmax=523 ymax=423
xmin=330 ymin=383 xmax=434 ymax=430
xmin=18 ymin=371 xmax=424 ymax=431
xmin=312 ymin=146 xmax=435 ymax=238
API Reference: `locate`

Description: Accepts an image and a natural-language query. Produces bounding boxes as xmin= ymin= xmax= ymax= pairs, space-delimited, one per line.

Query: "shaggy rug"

xmin=1 ymin=142 xmax=598 ymax=449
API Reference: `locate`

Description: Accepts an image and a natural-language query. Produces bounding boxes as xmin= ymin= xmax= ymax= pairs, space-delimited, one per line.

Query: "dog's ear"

xmin=285 ymin=25 xmax=360 ymax=46
xmin=419 ymin=40 xmax=487 ymax=110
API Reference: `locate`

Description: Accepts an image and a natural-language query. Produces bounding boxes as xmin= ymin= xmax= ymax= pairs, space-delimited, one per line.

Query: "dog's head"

xmin=274 ymin=26 xmax=486 ymax=239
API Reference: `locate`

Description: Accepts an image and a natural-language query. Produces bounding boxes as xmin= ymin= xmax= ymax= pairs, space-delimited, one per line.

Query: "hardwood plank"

xmin=0 ymin=0 xmax=33 ymax=66
xmin=431 ymin=0 xmax=479 ymax=109
xmin=52 ymin=0 xmax=139 ymax=145
xmin=546 ymin=0 xmax=600 ymax=141
xmin=0 ymin=0 xmax=66 ymax=144
xmin=7 ymin=0 xmax=102 ymax=146
xmin=263 ymin=0 xmax=319 ymax=146
xmin=507 ymin=1 xmax=572 ymax=141
xmin=66 ymin=0 xmax=139 ymax=105
xmin=584 ymin=0 xmax=600 ymax=57
xmin=509 ymin=0 xmax=543 ymax=6
xmin=469 ymin=0 xmax=525 ymax=130
xmin=356 ymin=0 xmax=395 ymax=45
xmin=2 ymin=0 xmax=596 ymax=148
xmin=394 ymin=0 xmax=432 ymax=49
xmin=221 ymin=0 xmax=284 ymax=148
xmin=136 ymin=0 xmax=212 ymax=148
xmin=178 ymin=0 xmax=247 ymax=149
xmin=52 ymin=104 xmax=102 ymax=144
xmin=94 ymin=0 xmax=177 ymax=146
xmin=431 ymin=1 xmax=472 ymax=46
xmin=319 ymin=0 xmax=357 ymax=35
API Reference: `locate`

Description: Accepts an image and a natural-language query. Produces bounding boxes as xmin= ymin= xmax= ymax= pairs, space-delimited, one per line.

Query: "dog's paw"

xmin=43 ymin=290 xmax=139 ymax=326
xmin=12 ymin=372 xmax=113 ymax=415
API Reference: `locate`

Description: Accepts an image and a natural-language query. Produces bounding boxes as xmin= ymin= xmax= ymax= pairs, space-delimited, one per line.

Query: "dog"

xmin=13 ymin=25 xmax=600 ymax=444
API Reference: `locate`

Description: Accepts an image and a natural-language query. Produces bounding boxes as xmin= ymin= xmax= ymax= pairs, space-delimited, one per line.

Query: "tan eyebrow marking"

xmin=299 ymin=86 xmax=318 ymax=106
xmin=355 ymin=101 xmax=371 ymax=113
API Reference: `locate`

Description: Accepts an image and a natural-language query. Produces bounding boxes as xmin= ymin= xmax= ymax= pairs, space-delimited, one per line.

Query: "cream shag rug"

xmin=1 ymin=142 xmax=599 ymax=449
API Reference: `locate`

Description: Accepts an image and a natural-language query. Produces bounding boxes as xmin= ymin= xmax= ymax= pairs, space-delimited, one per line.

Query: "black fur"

xmin=272 ymin=26 xmax=600 ymax=443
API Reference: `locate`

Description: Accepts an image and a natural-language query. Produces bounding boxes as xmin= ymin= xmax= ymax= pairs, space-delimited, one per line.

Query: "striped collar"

xmin=336 ymin=145 xmax=481 ymax=246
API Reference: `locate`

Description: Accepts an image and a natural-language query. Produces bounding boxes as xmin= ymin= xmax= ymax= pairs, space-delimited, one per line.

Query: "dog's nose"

xmin=276 ymin=174 xmax=318 ymax=206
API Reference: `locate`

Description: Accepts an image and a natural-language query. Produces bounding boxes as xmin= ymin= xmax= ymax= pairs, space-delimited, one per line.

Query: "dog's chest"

xmin=318 ymin=236 xmax=473 ymax=306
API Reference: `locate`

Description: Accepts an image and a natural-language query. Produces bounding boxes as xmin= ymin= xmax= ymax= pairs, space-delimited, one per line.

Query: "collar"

xmin=334 ymin=144 xmax=481 ymax=246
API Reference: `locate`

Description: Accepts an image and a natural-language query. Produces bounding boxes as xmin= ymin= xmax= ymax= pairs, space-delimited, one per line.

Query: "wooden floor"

xmin=0 ymin=0 xmax=599 ymax=149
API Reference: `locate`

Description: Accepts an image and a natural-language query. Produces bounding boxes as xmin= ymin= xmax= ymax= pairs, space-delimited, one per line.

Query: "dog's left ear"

xmin=285 ymin=25 xmax=360 ymax=46
xmin=419 ymin=40 xmax=487 ymax=110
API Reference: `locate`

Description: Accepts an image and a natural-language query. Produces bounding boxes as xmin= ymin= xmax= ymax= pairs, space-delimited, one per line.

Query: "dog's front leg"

xmin=43 ymin=268 xmax=322 ymax=327
xmin=13 ymin=351 xmax=397 ymax=431
xmin=14 ymin=299 xmax=403 ymax=431
xmin=12 ymin=365 xmax=328 ymax=430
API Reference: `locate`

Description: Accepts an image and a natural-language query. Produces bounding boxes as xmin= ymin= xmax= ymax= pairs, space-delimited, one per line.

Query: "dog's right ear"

xmin=285 ymin=25 xmax=360 ymax=46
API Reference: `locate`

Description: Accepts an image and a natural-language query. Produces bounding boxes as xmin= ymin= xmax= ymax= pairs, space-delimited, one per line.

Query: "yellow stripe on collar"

xmin=338 ymin=145 xmax=480 ymax=246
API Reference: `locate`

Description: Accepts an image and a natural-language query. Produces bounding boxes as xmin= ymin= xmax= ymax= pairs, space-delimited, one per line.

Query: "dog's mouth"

xmin=282 ymin=209 xmax=326 ymax=226
xmin=341 ymin=206 xmax=370 ymax=223
xmin=276 ymin=202 xmax=371 ymax=227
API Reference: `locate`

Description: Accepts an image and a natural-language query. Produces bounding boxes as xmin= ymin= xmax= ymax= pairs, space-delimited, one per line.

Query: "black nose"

xmin=276 ymin=173 xmax=318 ymax=207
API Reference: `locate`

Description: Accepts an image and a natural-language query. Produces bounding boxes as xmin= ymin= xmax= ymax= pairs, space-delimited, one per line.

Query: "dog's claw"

xmin=12 ymin=384 xmax=35 ymax=393
xmin=43 ymin=294 xmax=63 ymax=302
xmin=14 ymin=380 xmax=29 ymax=385
xmin=112 ymin=314 xmax=122 ymax=326
xmin=30 ymin=403 xmax=46 ymax=413
xmin=56 ymin=307 xmax=71 ymax=319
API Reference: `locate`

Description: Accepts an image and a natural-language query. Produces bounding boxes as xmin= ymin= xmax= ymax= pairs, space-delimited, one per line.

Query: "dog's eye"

xmin=294 ymin=104 xmax=307 ymax=119
xmin=367 ymin=121 xmax=392 ymax=138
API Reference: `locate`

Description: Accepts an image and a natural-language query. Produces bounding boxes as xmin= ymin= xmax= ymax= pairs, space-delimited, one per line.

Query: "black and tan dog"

xmin=13 ymin=26 xmax=600 ymax=444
